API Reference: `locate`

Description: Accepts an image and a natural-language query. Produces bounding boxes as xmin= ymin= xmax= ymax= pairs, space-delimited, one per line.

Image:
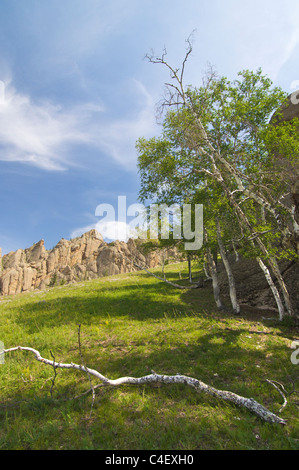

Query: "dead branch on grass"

xmin=3 ymin=345 xmax=287 ymax=425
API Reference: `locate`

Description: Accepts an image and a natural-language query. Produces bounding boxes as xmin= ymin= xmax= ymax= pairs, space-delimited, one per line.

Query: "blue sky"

xmin=0 ymin=0 xmax=299 ymax=253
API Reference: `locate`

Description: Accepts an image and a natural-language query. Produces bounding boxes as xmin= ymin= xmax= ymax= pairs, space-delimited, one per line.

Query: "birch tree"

xmin=137 ymin=38 xmax=298 ymax=319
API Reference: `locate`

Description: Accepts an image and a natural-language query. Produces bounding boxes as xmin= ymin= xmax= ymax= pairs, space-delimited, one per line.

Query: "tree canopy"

xmin=136 ymin=40 xmax=299 ymax=320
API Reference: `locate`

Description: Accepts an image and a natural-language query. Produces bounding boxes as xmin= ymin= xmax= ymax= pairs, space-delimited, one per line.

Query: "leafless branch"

xmin=2 ymin=345 xmax=287 ymax=425
xmin=266 ymin=379 xmax=288 ymax=413
xmin=49 ymin=350 xmax=58 ymax=399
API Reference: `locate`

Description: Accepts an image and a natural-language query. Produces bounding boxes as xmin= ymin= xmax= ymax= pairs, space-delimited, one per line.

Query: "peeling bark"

xmin=3 ymin=346 xmax=287 ymax=425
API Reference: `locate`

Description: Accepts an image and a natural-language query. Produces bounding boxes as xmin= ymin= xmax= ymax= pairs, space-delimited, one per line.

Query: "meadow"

xmin=0 ymin=262 xmax=298 ymax=450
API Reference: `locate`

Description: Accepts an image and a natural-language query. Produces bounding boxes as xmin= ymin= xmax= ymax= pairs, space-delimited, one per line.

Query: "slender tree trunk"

xmin=188 ymin=255 xmax=192 ymax=283
xmin=203 ymin=262 xmax=211 ymax=280
xmin=219 ymin=180 xmax=295 ymax=318
xmin=232 ymin=240 xmax=239 ymax=262
xmin=256 ymin=257 xmax=286 ymax=321
xmin=268 ymin=256 xmax=294 ymax=318
xmin=161 ymin=249 xmax=166 ymax=280
xmin=206 ymin=246 xmax=223 ymax=310
xmin=212 ymin=247 xmax=218 ymax=267
xmin=216 ymin=220 xmax=240 ymax=315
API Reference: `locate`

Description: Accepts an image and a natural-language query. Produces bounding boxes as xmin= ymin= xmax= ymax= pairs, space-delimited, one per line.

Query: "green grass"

xmin=0 ymin=262 xmax=298 ymax=450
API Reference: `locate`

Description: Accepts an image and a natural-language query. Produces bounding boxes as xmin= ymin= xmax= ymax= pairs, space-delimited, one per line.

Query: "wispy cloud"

xmin=0 ymin=79 xmax=105 ymax=170
xmin=0 ymin=77 xmax=156 ymax=172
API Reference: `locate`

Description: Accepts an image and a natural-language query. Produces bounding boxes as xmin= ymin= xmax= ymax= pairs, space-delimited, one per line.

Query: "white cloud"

xmin=70 ymin=220 xmax=138 ymax=242
xmin=0 ymin=79 xmax=105 ymax=171
xmin=0 ymin=77 xmax=156 ymax=171
xmin=95 ymin=220 xmax=137 ymax=242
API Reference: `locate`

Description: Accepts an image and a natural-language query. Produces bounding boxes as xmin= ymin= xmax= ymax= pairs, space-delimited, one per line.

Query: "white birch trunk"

xmin=268 ymin=256 xmax=294 ymax=318
xmin=188 ymin=256 xmax=192 ymax=283
xmin=232 ymin=241 xmax=239 ymax=262
xmin=256 ymin=257 xmax=286 ymax=321
xmin=203 ymin=262 xmax=211 ymax=280
xmin=216 ymin=220 xmax=240 ymax=315
xmin=205 ymin=246 xmax=223 ymax=310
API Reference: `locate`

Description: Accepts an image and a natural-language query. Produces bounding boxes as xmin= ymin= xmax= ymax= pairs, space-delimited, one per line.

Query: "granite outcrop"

xmin=0 ymin=230 xmax=165 ymax=296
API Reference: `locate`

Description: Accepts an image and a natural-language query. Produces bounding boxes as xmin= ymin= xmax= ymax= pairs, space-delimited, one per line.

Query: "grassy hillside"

xmin=0 ymin=262 xmax=298 ymax=450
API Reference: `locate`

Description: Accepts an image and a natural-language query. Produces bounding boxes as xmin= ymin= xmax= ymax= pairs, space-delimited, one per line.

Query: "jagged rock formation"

xmin=0 ymin=230 xmax=167 ymax=296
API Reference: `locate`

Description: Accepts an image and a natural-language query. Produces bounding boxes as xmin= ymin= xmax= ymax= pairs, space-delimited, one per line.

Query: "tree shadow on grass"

xmin=1 ymin=266 xmax=298 ymax=449
xmin=6 ymin=271 xmax=298 ymax=347
xmin=10 ymin=281 xmax=217 ymax=332
xmin=0 ymin=324 xmax=296 ymax=450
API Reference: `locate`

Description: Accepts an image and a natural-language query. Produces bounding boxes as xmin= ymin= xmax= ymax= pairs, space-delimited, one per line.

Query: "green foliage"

xmin=136 ymin=66 xmax=299 ymax=263
xmin=49 ymin=273 xmax=58 ymax=287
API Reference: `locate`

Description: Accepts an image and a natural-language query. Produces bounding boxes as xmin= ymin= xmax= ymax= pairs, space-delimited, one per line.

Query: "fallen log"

xmin=2 ymin=345 xmax=286 ymax=425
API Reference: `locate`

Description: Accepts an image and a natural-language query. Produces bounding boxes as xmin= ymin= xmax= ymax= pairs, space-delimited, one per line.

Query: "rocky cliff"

xmin=0 ymin=230 xmax=165 ymax=296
